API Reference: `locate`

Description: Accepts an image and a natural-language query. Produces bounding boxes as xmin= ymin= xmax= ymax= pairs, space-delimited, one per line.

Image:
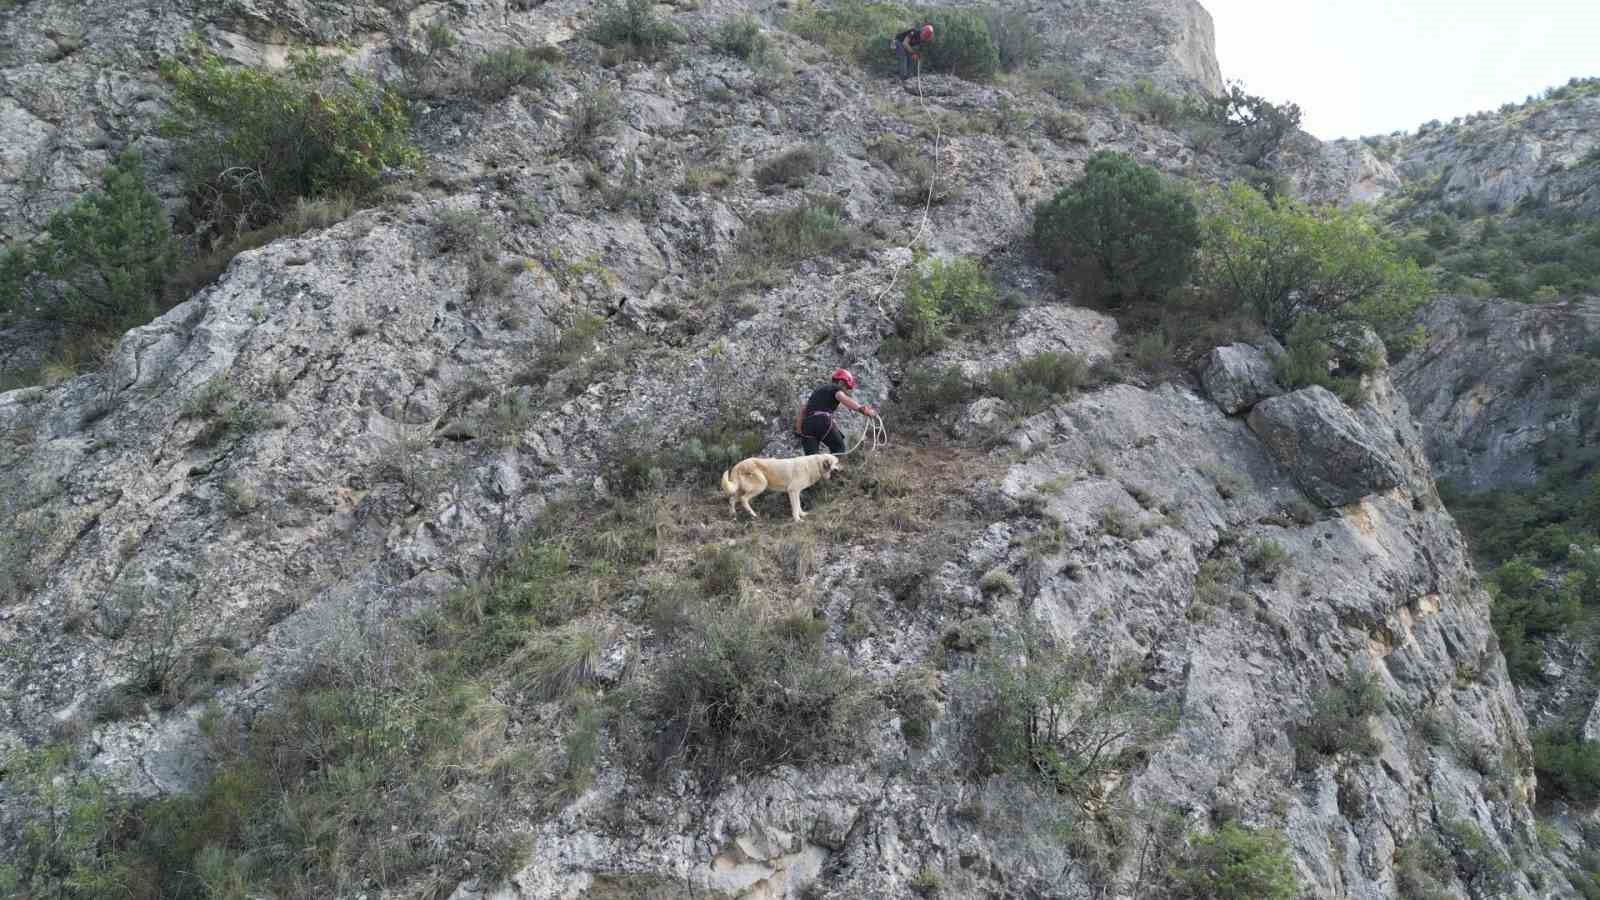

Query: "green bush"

xmin=988 ymin=351 xmax=1089 ymax=416
xmin=969 ymin=625 xmax=1168 ymax=801
xmin=979 ymin=6 xmax=1043 ymax=72
xmin=1394 ymin=835 xmax=1455 ymax=900
xmin=1272 ymin=314 xmax=1375 ymax=406
xmin=159 ymin=47 xmax=419 ymax=241
xmin=587 ymin=0 xmax=683 ymax=60
xmin=1293 ymin=666 xmax=1383 ymax=767
xmin=0 ymin=151 xmax=176 ymax=333
xmin=913 ymin=8 xmax=1000 ymax=81
xmin=744 ymin=199 xmax=854 ymax=263
xmin=714 ymin=13 xmax=770 ymax=61
xmin=1488 ymin=556 xmax=1582 ymax=682
xmin=716 ymin=198 xmax=858 ymax=298
xmin=754 ymin=144 xmax=829 ymax=188
xmin=471 ymin=47 xmax=555 ymax=100
xmin=0 ymin=744 xmax=142 ymax=897
xmin=1243 ymin=537 xmax=1290 ymax=581
xmin=788 ymin=1 xmax=907 ymax=64
xmin=1104 ymin=79 xmax=1190 ymax=127
xmin=1193 ymin=81 xmax=1303 ymax=167
xmin=895 ymin=255 xmax=998 ymax=353
xmin=564 ymin=87 xmax=623 ymax=160
xmin=1173 ymin=824 xmax=1300 ymax=900
xmin=1533 ymin=726 xmax=1600 ymax=804
xmin=1033 ymin=151 xmax=1200 ymax=306
xmin=1198 ymin=182 xmax=1433 ymax=349
xmin=641 ymin=613 xmax=875 ymax=782
xmin=853 ymin=8 xmax=1001 ymax=81
xmin=894 ymin=365 xmax=978 ymax=422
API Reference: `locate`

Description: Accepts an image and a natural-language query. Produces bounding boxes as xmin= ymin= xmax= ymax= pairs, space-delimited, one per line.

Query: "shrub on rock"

xmin=1032 ymin=151 xmax=1200 ymax=306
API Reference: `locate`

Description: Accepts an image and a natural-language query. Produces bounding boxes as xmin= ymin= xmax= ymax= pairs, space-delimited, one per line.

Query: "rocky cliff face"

xmin=1034 ymin=0 xmax=1224 ymax=96
xmin=0 ymin=0 xmax=1575 ymax=897
xmin=1393 ymin=295 xmax=1600 ymax=492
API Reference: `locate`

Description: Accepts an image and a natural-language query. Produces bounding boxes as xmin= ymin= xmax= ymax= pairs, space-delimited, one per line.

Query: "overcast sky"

xmin=1202 ymin=0 xmax=1600 ymax=141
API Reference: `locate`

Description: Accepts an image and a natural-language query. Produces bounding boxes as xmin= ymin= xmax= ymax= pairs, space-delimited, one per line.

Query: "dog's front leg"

xmin=789 ymin=488 xmax=806 ymax=522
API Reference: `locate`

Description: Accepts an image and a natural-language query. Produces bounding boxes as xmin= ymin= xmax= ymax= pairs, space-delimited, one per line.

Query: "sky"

xmin=1202 ymin=0 xmax=1600 ymax=141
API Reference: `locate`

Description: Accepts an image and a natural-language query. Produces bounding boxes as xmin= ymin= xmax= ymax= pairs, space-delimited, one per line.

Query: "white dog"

xmin=719 ymin=453 xmax=840 ymax=522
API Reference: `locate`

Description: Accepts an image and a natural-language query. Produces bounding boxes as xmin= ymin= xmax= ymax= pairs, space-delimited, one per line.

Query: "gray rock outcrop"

xmin=1394 ymin=294 xmax=1600 ymax=491
xmin=1200 ymin=341 xmax=1282 ymax=413
xmin=1246 ymin=386 xmax=1406 ymax=507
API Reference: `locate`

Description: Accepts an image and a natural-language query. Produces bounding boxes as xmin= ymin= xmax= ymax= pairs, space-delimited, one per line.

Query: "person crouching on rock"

xmin=892 ymin=24 xmax=934 ymax=81
xmin=796 ymin=368 xmax=878 ymax=456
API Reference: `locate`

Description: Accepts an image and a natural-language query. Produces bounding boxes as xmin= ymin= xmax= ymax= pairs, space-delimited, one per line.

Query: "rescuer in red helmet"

xmin=892 ymin=23 xmax=934 ymax=82
xmin=795 ymin=367 xmax=878 ymax=456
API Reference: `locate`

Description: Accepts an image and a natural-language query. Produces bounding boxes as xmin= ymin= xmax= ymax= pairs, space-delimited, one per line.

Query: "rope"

xmin=835 ymin=413 xmax=889 ymax=458
xmin=859 ymin=54 xmax=945 ymax=319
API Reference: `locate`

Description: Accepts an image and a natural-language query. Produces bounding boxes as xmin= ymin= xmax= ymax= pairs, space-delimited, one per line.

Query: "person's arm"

xmin=795 ymin=404 xmax=807 ymax=434
xmin=836 ymin=391 xmax=878 ymax=418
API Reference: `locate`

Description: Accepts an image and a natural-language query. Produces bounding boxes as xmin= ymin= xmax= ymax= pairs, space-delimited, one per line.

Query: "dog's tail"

xmin=720 ymin=468 xmax=736 ymax=496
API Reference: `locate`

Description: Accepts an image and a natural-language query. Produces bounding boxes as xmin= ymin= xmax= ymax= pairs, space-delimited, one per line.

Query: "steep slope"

xmin=0 ymin=0 xmax=1576 ymax=898
xmin=1394 ymin=295 xmax=1600 ymax=492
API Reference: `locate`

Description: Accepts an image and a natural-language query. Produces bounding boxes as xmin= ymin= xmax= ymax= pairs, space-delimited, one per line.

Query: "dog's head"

xmin=819 ymin=454 xmax=841 ymax=479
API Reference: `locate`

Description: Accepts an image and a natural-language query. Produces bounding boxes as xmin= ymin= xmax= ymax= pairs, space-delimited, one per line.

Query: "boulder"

xmin=1200 ymin=343 xmax=1283 ymax=414
xmin=1247 ymin=386 xmax=1406 ymax=507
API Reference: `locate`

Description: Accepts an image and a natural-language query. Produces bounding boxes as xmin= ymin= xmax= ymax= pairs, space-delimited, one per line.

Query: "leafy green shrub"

xmin=911 ymin=8 xmax=1000 ymax=81
xmin=1198 ymin=182 xmax=1433 ymax=349
xmin=1104 ymin=79 xmax=1189 ymax=127
xmin=641 ymin=613 xmax=875 ymax=782
xmin=0 ymin=744 xmax=141 ymax=897
xmin=1173 ymin=824 xmax=1300 ymax=899
xmin=988 ymin=351 xmax=1089 ymax=416
xmin=587 ymin=0 xmax=683 ymax=60
xmin=1394 ymin=835 xmax=1455 ymax=900
xmin=894 ymin=255 xmax=998 ymax=354
xmin=1443 ymin=818 xmax=1510 ymax=890
xmin=754 ymin=144 xmax=830 ymax=188
xmin=738 ymin=198 xmax=855 ymax=266
xmin=160 ymin=47 xmax=419 ymax=241
xmin=1031 ymin=62 xmax=1087 ymax=102
xmin=564 ymin=87 xmax=623 ymax=160
xmin=1293 ymin=666 xmax=1383 ymax=767
xmin=1132 ymin=330 xmax=1172 ymax=372
xmin=1041 ymin=110 xmax=1088 ymax=143
xmin=715 ymin=13 xmax=770 ymax=61
xmin=1193 ymin=81 xmax=1304 ymax=166
xmin=1243 ymin=537 xmax=1290 ymax=581
xmin=1533 ymin=726 xmax=1600 ymax=804
xmin=472 ymin=47 xmax=554 ymax=100
xmin=1272 ymin=314 xmax=1369 ymax=405
xmin=1033 ymin=151 xmax=1200 ymax=306
xmin=1488 ymin=556 xmax=1581 ymax=682
xmin=853 ymin=7 xmax=1000 ymax=81
xmin=894 ymin=365 xmax=978 ymax=422
xmin=969 ymin=626 xmax=1167 ymax=802
xmin=787 ymin=1 xmax=906 ymax=64
xmin=1198 ymin=463 xmax=1247 ymax=500
xmin=0 ymin=151 xmax=176 ymax=334
xmin=979 ymin=5 xmax=1043 ymax=71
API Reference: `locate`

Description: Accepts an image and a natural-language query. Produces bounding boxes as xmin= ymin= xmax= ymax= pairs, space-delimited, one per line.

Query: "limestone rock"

xmin=1200 ymin=342 xmax=1283 ymax=414
xmin=1247 ymin=386 xmax=1406 ymax=507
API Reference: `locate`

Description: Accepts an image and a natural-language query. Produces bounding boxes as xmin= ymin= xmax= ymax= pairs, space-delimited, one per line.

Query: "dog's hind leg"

xmin=741 ymin=474 xmax=766 ymax=519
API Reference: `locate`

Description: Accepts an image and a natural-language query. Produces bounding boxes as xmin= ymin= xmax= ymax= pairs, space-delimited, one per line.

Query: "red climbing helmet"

xmin=920 ymin=24 xmax=933 ymax=41
xmin=831 ymin=367 xmax=858 ymax=390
